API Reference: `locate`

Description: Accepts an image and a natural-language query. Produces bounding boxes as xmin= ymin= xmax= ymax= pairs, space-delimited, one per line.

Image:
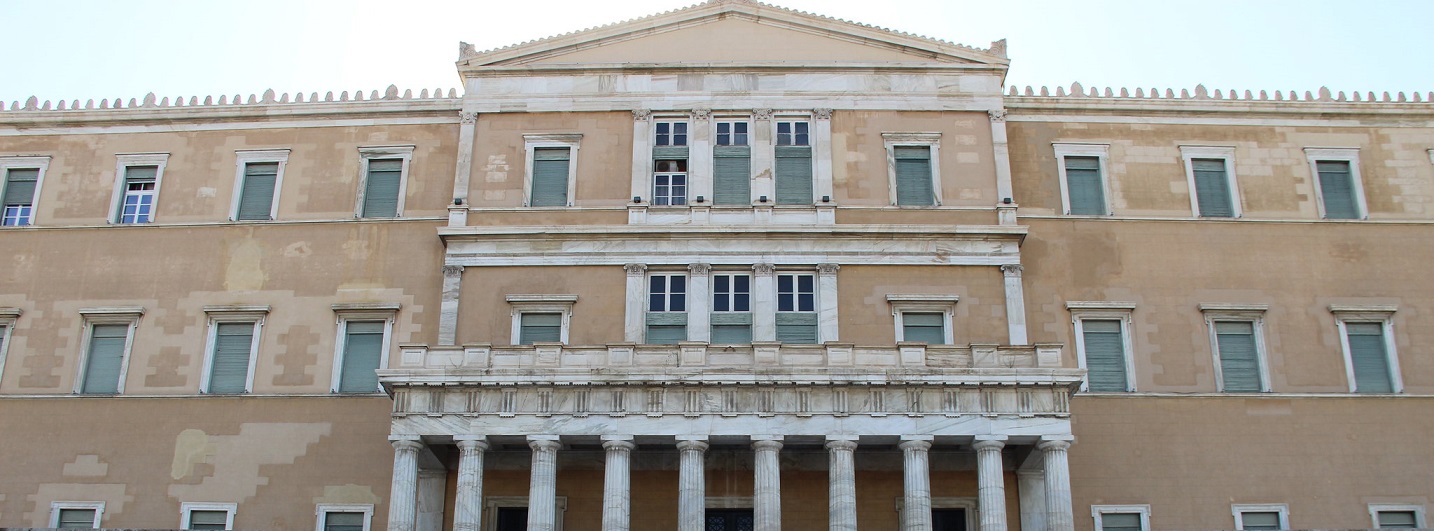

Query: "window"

xmin=1369 ymin=504 xmax=1425 ymax=529
xmin=711 ymin=273 xmax=752 ymax=344
xmin=75 ymin=307 xmax=143 ymax=394
xmin=1092 ymin=505 xmax=1151 ymax=531
xmin=775 ymin=119 xmax=813 ymax=205
xmin=887 ymin=295 xmax=959 ymax=345
xmin=883 ymin=133 xmax=942 ymax=206
xmin=51 ymin=502 xmax=104 ymax=529
xmin=508 ymin=295 xmax=576 ymax=345
xmin=1180 ymin=146 xmax=1239 ymax=218
xmin=647 ymin=274 xmax=687 ymax=343
xmin=1068 ymin=301 xmax=1136 ymax=392
xmin=1332 ymin=305 xmax=1402 ymax=394
xmin=182 ymin=502 xmax=236 ymax=530
xmin=315 ymin=504 xmax=373 ymax=531
xmin=1304 ymin=148 xmax=1366 ymax=220
xmin=484 ymin=496 xmax=567 ymax=531
xmin=524 ymin=134 xmax=581 ymax=207
xmin=1202 ymin=304 xmax=1270 ymax=393
xmin=232 ymin=150 xmax=289 ymax=221
xmin=357 ymin=146 xmax=414 ymax=218
xmin=331 ymin=303 xmax=398 ymax=393
xmin=201 ymin=306 xmax=267 ymax=394
xmin=776 ymin=273 xmax=816 ymax=344
xmin=0 ymin=156 xmax=49 ymax=226
xmin=1054 ymin=144 xmax=1110 ymax=216
xmin=111 ymin=153 xmax=169 ymax=224
xmin=653 ymin=121 xmax=689 ymax=206
xmin=713 ymin=120 xmax=751 ymax=206
xmin=1232 ymin=504 xmax=1288 ymax=531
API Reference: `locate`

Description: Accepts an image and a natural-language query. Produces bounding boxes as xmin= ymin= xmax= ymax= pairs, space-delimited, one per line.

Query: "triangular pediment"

xmin=458 ymin=0 xmax=1007 ymax=71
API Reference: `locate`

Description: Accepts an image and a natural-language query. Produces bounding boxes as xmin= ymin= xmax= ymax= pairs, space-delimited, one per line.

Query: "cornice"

xmin=1004 ymin=83 xmax=1434 ymax=119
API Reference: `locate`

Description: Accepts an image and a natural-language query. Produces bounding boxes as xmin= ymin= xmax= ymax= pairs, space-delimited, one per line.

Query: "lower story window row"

xmin=1094 ymin=503 xmax=1426 ymax=531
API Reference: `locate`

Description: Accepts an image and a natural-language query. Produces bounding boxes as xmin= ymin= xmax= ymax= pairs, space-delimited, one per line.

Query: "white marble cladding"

xmin=460 ymin=72 xmax=1004 ymax=113
xmin=629 ymin=205 xmax=837 ymax=225
xmin=394 ymin=343 xmax=1064 ymax=371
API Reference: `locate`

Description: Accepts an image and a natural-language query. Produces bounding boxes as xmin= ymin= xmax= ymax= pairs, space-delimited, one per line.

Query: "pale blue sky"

xmin=3 ymin=0 xmax=1432 ymax=105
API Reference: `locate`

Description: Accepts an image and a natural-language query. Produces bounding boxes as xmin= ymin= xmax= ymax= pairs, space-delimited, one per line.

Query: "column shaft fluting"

xmin=826 ymin=439 xmax=858 ymax=531
xmin=1040 ymin=440 xmax=1075 ymax=531
xmin=527 ymin=437 xmax=561 ymax=531
xmin=677 ymin=439 xmax=709 ymax=531
xmin=974 ymin=439 xmax=1009 ymax=531
xmin=753 ymin=439 xmax=784 ymax=531
xmin=900 ymin=438 xmax=933 ymax=531
xmin=602 ymin=438 xmax=636 ymax=531
xmin=387 ymin=438 xmax=423 ymax=531
xmin=454 ymin=438 xmax=488 ymax=531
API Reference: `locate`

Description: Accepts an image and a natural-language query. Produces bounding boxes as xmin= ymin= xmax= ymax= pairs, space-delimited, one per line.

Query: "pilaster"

xmin=1001 ymin=264 xmax=1028 ymax=345
xmin=688 ymin=263 xmax=712 ymax=343
xmin=752 ymin=263 xmax=777 ymax=341
xmin=439 ymin=265 xmax=464 ymax=346
xmin=624 ymin=264 xmax=647 ymax=342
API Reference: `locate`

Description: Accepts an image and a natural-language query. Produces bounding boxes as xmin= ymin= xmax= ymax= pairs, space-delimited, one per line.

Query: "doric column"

xmin=624 ymin=264 xmax=648 ymax=342
xmin=677 ymin=437 xmax=709 ymax=531
xmin=752 ymin=263 xmax=777 ymax=341
xmin=1039 ymin=438 xmax=1075 ymax=531
xmin=1017 ymin=469 xmax=1047 ymax=531
xmin=826 ymin=438 xmax=858 ymax=531
xmin=417 ymin=468 xmax=446 ymax=531
xmin=527 ymin=436 xmax=561 ymax=531
xmin=602 ymin=436 xmax=636 ymax=531
xmin=688 ymin=264 xmax=712 ymax=342
xmin=454 ymin=436 xmax=488 ymax=531
xmin=387 ymin=436 xmax=423 ymax=531
xmin=1001 ymin=265 xmax=1028 ymax=345
xmin=753 ymin=437 xmax=784 ymax=531
xmin=812 ymin=109 xmax=835 ymax=202
xmin=631 ymin=110 xmax=653 ymax=201
xmin=452 ymin=111 xmax=477 ymax=210
xmin=690 ymin=109 xmax=713 ymax=204
xmin=974 ymin=436 xmax=1009 ymax=531
xmin=816 ymin=263 xmax=840 ymax=343
xmin=900 ymin=436 xmax=933 ymax=531
xmin=439 ymin=265 xmax=464 ymax=345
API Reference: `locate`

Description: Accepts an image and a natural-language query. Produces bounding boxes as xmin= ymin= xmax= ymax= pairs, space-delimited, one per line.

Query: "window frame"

xmin=715 ymin=120 xmax=750 ymax=147
xmin=484 ymin=496 xmax=569 ymax=531
xmin=1067 ymin=301 xmax=1137 ymax=392
xmin=645 ymin=272 xmax=689 ymax=344
xmin=50 ymin=501 xmax=105 ymax=528
xmin=314 ymin=503 xmax=374 ymax=531
xmin=1303 ymin=147 xmax=1367 ymax=220
xmin=1091 ymin=504 xmax=1151 ymax=531
xmin=73 ymin=307 xmax=143 ymax=395
xmin=886 ymin=295 xmax=959 ymax=345
xmin=181 ymin=502 xmax=237 ymax=531
xmin=507 ymin=295 xmax=577 ymax=345
xmin=0 ymin=307 xmax=18 ymax=384
xmin=355 ymin=145 xmax=415 ymax=218
xmin=1232 ymin=504 xmax=1289 ymax=531
xmin=0 ymin=155 xmax=51 ymax=226
xmin=330 ymin=303 xmax=399 ymax=394
xmin=1180 ymin=146 xmax=1241 ymax=218
xmin=109 ymin=153 xmax=170 ymax=224
xmin=775 ymin=119 xmax=811 ymax=147
xmin=710 ymin=271 xmax=754 ymax=344
xmin=1201 ymin=303 xmax=1272 ymax=393
xmin=653 ymin=120 xmax=689 ymax=147
xmin=882 ymin=132 xmax=943 ymax=207
xmin=523 ymin=134 xmax=582 ymax=208
xmin=1331 ymin=304 xmax=1402 ymax=394
xmin=230 ymin=149 xmax=290 ymax=222
xmin=199 ymin=305 xmax=269 ymax=394
xmin=1054 ymin=143 xmax=1112 ymax=216
xmin=1369 ymin=504 xmax=1426 ymax=529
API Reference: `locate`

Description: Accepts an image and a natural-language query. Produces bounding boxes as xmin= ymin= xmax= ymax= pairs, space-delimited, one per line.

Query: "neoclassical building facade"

xmin=0 ymin=2 xmax=1431 ymax=531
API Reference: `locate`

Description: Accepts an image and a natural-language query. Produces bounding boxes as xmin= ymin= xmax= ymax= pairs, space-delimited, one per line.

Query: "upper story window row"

xmin=1053 ymin=143 xmax=1395 ymax=220
xmin=0 ymin=146 xmax=415 ymax=227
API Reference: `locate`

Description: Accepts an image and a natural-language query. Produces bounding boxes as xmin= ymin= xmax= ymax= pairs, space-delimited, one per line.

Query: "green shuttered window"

xmin=1100 ymin=513 xmax=1144 ymax=531
xmin=711 ymin=273 xmax=752 ymax=344
xmin=1064 ymin=156 xmax=1106 ymax=215
xmin=1316 ymin=160 xmax=1359 ymax=219
xmin=1346 ymin=322 xmax=1394 ymax=393
xmin=236 ymin=162 xmax=278 ymax=220
xmin=713 ymin=145 xmax=751 ymax=205
xmin=187 ymin=510 xmax=229 ymax=531
xmin=207 ymin=322 xmax=255 ymax=394
xmin=361 ymin=159 xmax=403 ymax=218
xmin=519 ymin=313 xmax=563 ymax=344
xmin=1081 ymin=319 xmax=1129 ymax=392
xmin=1216 ymin=321 xmax=1263 ymax=392
xmin=530 ymin=147 xmax=571 ymax=207
xmin=1239 ymin=512 xmax=1282 ymax=531
xmin=647 ymin=274 xmax=687 ymax=344
xmin=324 ymin=512 xmax=365 ymax=531
xmin=775 ymin=146 xmax=812 ymax=205
xmin=82 ymin=323 xmax=130 ymax=394
xmin=893 ymin=146 xmax=934 ymax=206
xmin=1377 ymin=511 xmax=1418 ymax=529
xmin=56 ymin=508 xmax=98 ymax=529
xmin=1192 ymin=158 xmax=1234 ymax=217
xmin=901 ymin=312 xmax=945 ymax=344
xmin=3 ymin=167 xmax=39 ymax=226
xmin=338 ymin=320 xmax=384 ymax=393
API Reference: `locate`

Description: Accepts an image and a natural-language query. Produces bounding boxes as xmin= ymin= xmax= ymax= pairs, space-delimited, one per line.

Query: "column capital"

xmin=455 ymin=436 xmax=489 ymax=453
xmin=825 ymin=439 xmax=858 ymax=452
xmin=817 ymin=262 xmax=841 ymax=275
xmin=1001 ymin=264 xmax=1024 ymax=276
xmin=752 ymin=263 xmax=776 ymax=275
xmin=676 ymin=439 xmax=709 ymax=452
xmin=752 ymin=438 xmax=784 ymax=452
xmin=753 ymin=108 xmax=774 ymax=121
xmin=972 ymin=439 xmax=1006 ymax=452
xmin=688 ymin=263 xmax=711 ymax=275
xmin=632 ymin=109 xmax=652 ymax=121
xmin=625 ymin=263 xmax=648 ymax=276
xmin=390 ymin=435 xmax=423 ymax=452
xmin=988 ymin=109 xmax=1008 ymax=122
xmin=603 ymin=439 xmax=637 ymax=451
xmin=813 ymin=108 xmax=833 ymax=120
xmin=898 ymin=438 xmax=932 ymax=452
xmin=528 ymin=435 xmax=561 ymax=452
xmin=443 ymin=264 xmax=465 ymax=276
xmin=1037 ymin=438 xmax=1072 ymax=452
xmin=691 ymin=108 xmax=712 ymax=121
xmin=460 ymin=111 xmax=478 ymax=124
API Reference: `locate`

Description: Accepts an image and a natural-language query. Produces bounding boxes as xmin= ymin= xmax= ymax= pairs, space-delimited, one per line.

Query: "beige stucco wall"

xmin=1021 ymin=219 xmax=1433 ymax=393
xmin=454 ymin=266 xmax=627 ymax=346
xmin=468 ymin=112 xmax=634 ymax=210
xmin=1 ymin=124 xmax=457 ymax=225
xmin=832 ymin=111 xmax=999 ymax=209
xmin=1007 ymin=120 xmax=1434 ymax=219
xmin=840 ymin=265 xmax=1009 ymax=345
